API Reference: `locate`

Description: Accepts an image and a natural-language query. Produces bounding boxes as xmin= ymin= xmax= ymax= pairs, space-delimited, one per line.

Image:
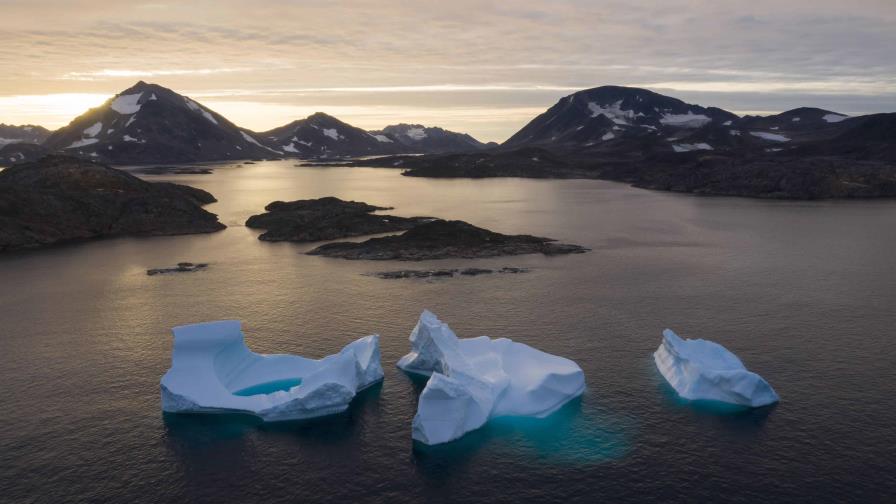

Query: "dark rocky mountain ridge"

xmin=40 ymin=81 xmax=280 ymax=165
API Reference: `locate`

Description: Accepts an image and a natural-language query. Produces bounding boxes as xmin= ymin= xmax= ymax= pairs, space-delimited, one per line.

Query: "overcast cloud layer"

xmin=0 ymin=0 xmax=894 ymax=141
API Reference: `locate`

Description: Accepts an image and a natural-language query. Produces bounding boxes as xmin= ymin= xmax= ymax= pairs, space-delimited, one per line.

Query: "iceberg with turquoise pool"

xmin=398 ymin=310 xmax=586 ymax=445
xmin=654 ymin=329 xmax=779 ymax=407
xmin=160 ymin=320 xmax=383 ymax=421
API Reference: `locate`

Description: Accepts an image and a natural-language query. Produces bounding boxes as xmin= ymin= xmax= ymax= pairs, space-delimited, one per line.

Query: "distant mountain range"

xmin=0 ymin=81 xmax=490 ymax=166
xmin=2 ymin=81 xmax=894 ymax=199
xmin=370 ymin=124 xmax=495 ymax=153
xmin=338 ymin=85 xmax=896 ymax=199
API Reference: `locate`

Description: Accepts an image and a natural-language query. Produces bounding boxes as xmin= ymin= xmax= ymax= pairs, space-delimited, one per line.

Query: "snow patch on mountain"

xmin=588 ymin=100 xmax=636 ymax=125
xmin=823 ymin=113 xmax=848 ymax=123
xmin=83 ymin=122 xmax=102 ymax=137
xmin=184 ymin=98 xmax=218 ymax=125
xmin=750 ymin=131 xmax=791 ymax=142
xmin=110 ymin=93 xmax=143 ymax=114
xmin=672 ymin=143 xmax=713 ymax=152
xmin=660 ymin=112 xmax=711 ymax=128
xmin=373 ymin=134 xmax=393 ymax=143
xmin=240 ymin=131 xmax=281 ymax=154
xmin=66 ymin=138 xmax=99 ymax=149
xmin=405 ymin=127 xmax=427 ymax=140
xmin=601 ymin=131 xmax=615 ymax=141
xmin=322 ymin=128 xmax=342 ymax=140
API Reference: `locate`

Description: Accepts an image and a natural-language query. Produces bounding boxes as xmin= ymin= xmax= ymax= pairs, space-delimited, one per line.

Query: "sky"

xmin=0 ymin=0 xmax=894 ymax=142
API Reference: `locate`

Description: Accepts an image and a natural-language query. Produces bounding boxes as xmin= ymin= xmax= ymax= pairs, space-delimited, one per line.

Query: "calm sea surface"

xmin=1 ymin=161 xmax=895 ymax=503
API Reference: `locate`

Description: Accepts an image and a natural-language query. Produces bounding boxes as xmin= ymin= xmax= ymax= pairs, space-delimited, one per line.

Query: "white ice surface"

xmin=322 ymin=128 xmax=341 ymax=140
xmin=161 ymin=320 xmax=384 ymax=421
xmin=823 ymin=113 xmax=848 ymax=123
xmin=110 ymin=92 xmax=143 ymax=114
xmin=653 ymin=329 xmax=779 ymax=407
xmin=398 ymin=310 xmax=585 ymax=445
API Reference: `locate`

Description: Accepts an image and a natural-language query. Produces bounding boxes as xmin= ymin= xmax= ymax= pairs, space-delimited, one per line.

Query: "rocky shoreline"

xmin=368 ymin=267 xmax=530 ymax=279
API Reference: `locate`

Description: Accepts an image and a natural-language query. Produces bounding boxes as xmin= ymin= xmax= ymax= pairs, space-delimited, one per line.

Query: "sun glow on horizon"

xmin=0 ymin=93 xmax=109 ymax=128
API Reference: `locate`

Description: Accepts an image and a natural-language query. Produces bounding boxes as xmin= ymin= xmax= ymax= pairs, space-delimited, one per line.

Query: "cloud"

xmin=60 ymin=67 xmax=265 ymax=80
xmin=0 ymin=0 xmax=894 ymax=141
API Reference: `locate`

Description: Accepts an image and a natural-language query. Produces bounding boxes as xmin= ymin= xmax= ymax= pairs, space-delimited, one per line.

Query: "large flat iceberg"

xmin=161 ymin=320 xmax=383 ymax=421
xmin=398 ymin=310 xmax=585 ymax=445
xmin=654 ymin=329 xmax=779 ymax=407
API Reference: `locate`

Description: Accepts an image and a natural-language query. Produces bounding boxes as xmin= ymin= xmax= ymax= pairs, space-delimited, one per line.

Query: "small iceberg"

xmin=398 ymin=310 xmax=585 ymax=445
xmin=654 ymin=329 xmax=779 ymax=407
xmin=161 ymin=320 xmax=383 ymax=421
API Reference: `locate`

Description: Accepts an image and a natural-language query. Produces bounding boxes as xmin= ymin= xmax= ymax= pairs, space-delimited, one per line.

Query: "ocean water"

xmin=1 ymin=161 xmax=894 ymax=503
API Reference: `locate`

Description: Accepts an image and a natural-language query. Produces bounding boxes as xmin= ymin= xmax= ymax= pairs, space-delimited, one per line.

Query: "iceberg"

xmin=653 ymin=329 xmax=779 ymax=407
xmin=160 ymin=320 xmax=383 ymax=421
xmin=398 ymin=310 xmax=585 ymax=445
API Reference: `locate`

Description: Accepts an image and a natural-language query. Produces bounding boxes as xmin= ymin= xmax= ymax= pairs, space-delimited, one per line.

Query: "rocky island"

xmin=245 ymin=196 xmax=432 ymax=242
xmin=307 ymin=219 xmax=588 ymax=260
xmin=0 ymin=155 xmax=225 ymax=252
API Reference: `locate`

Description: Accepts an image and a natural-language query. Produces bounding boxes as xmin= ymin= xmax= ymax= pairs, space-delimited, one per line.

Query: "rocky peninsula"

xmin=0 ymin=155 xmax=224 ymax=252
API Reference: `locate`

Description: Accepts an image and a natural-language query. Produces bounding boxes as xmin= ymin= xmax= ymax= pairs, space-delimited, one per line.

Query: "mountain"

xmin=503 ymin=85 xmax=738 ymax=150
xmin=369 ymin=124 xmax=491 ymax=153
xmin=0 ymin=155 xmax=224 ymax=251
xmin=41 ymin=81 xmax=280 ymax=164
xmin=260 ymin=112 xmax=404 ymax=158
xmin=0 ymin=124 xmax=52 ymax=146
xmin=341 ymin=85 xmax=896 ymax=199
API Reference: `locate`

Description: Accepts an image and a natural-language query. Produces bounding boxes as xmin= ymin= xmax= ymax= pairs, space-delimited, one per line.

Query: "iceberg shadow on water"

xmin=409 ymin=392 xmax=631 ymax=475
xmin=649 ymin=357 xmax=777 ymax=432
